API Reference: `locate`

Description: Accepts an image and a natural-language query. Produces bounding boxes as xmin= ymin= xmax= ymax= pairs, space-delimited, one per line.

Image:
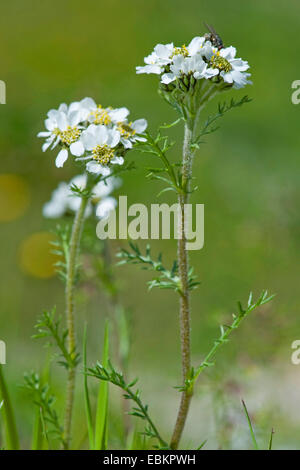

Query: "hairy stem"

xmin=170 ymin=122 xmax=195 ymax=449
xmin=63 ymin=195 xmax=89 ymax=449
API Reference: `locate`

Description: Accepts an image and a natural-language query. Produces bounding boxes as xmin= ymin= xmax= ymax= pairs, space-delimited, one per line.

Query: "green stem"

xmin=170 ymin=121 xmax=196 ymax=450
xmin=63 ymin=194 xmax=89 ymax=449
xmin=0 ymin=365 xmax=19 ymax=450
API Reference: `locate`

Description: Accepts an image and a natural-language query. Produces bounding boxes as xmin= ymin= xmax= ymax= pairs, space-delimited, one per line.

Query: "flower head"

xmin=136 ymin=34 xmax=251 ymax=91
xmin=43 ymin=173 xmax=121 ymax=219
xmin=38 ymin=98 xmax=147 ymax=173
xmin=205 ymin=45 xmax=251 ymax=89
xmin=78 ymin=124 xmax=122 ymax=176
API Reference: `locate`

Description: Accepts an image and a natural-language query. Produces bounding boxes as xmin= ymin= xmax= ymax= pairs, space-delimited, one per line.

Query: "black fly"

xmin=204 ymin=23 xmax=224 ymax=50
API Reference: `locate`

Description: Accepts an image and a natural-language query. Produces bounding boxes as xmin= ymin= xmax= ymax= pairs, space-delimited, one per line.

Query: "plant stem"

xmin=63 ymin=194 xmax=89 ymax=449
xmin=170 ymin=121 xmax=195 ymax=450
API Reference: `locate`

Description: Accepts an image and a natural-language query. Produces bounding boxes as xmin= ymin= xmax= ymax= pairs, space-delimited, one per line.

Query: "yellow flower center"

xmin=89 ymin=105 xmax=112 ymax=125
xmin=92 ymin=144 xmax=115 ymax=165
xmin=117 ymin=122 xmax=136 ymax=139
xmin=210 ymin=53 xmax=232 ymax=73
xmin=172 ymin=45 xmax=189 ymax=58
xmin=53 ymin=126 xmax=81 ymax=146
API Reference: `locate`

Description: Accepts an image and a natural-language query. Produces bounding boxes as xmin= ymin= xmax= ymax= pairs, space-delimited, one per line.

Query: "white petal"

xmin=109 ymin=107 xmax=130 ymax=123
xmin=43 ymin=201 xmax=65 ymax=218
xmin=95 ymin=125 xmax=108 ymax=145
xmin=161 ymin=73 xmax=175 ymax=84
xmin=144 ymin=51 xmax=159 ymax=65
xmin=70 ymin=174 xmax=87 ymax=189
xmin=45 ymin=118 xmax=56 ymax=131
xmin=56 ymin=113 xmax=68 ymax=131
xmin=70 ymin=140 xmax=85 ymax=157
xmin=68 ymin=110 xmax=81 ymax=127
xmin=86 ymin=161 xmax=111 ymax=175
xmin=42 ymin=140 xmax=52 ymax=152
xmin=187 ymin=36 xmax=205 ymax=56
xmin=132 ymin=119 xmax=147 ymax=133
xmin=111 ymin=156 xmax=124 ymax=166
xmin=96 ymin=197 xmax=117 ymax=219
xmin=231 ymin=59 xmax=249 ymax=72
xmin=108 ymin=129 xmax=120 ymax=148
xmin=58 ymin=103 xmax=68 ymax=113
xmin=136 ymin=64 xmax=162 ymax=75
xmin=154 ymin=43 xmax=173 ymax=60
xmin=81 ymin=127 xmax=97 ymax=150
xmin=55 ymin=149 xmax=69 ymax=168
xmin=221 ymin=71 xmax=234 ymax=84
xmin=37 ymin=131 xmax=51 ymax=138
xmin=68 ymin=196 xmax=82 ymax=212
xmin=122 ymin=138 xmax=132 ymax=149
xmin=80 ymin=97 xmax=97 ymax=109
xmin=221 ymin=46 xmax=236 ymax=60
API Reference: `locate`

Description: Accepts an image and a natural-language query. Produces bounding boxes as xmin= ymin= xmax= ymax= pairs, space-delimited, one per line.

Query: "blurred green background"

xmin=0 ymin=0 xmax=300 ymax=449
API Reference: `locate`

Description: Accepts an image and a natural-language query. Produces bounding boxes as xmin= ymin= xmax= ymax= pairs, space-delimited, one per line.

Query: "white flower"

xmin=136 ymin=43 xmax=174 ymax=75
xmin=78 ymin=124 xmax=122 ymax=176
xmin=69 ymin=97 xmax=98 ymax=122
xmin=43 ymin=174 xmax=121 ymax=219
xmin=137 ymin=36 xmax=251 ymax=90
xmin=39 ymin=98 xmax=149 ymax=172
xmin=95 ymin=196 xmax=117 ymax=218
xmin=161 ymin=54 xmax=218 ymax=84
xmin=43 ymin=182 xmax=70 ymax=218
xmin=38 ymin=103 xmax=84 ymax=168
xmin=205 ymin=45 xmax=251 ymax=89
xmin=88 ymin=104 xmax=130 ymax=126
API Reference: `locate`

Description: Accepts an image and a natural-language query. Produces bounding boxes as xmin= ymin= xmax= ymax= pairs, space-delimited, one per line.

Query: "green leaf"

xmin=242 ymin=399 xmax=259 ymax=450
xmin=197 ymin=439 xmax=207 ymax=450
xmin=22 ymin=372 xmax=64 ymax=448
xmin=86 ymin=361 xmax=168 ymax=449
xmin=188 ymin=291 xmax=275 ymax=389
xmin=0 ymin=365 xmax=19 ymax=450
xmin=94 ymin=320 xmax=110 ymax=450
xmin=83 ymin=324 xmax=94 ymax=450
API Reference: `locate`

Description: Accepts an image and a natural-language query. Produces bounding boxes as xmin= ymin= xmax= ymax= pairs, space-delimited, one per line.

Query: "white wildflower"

xmin=43 ymin=174 xmax=121 ymax=219
xmin=205 ymin=45 xmax=251 ymax=89
xmin=136 ymin=35 xmax=251 ymax=90
xmin=38 ymin=103 xmax=84 ymax=168
xmin=79 ymin=124 xmax=122 ymax=176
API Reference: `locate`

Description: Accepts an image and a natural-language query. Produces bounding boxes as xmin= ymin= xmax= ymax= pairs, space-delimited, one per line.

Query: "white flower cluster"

xmin=43 ymin=174 xmax=121 ymax=220
xmin=136 ymin=36 xmax=251 ymax=89
xmin=38 ymin=98 xmax=147 ymax=175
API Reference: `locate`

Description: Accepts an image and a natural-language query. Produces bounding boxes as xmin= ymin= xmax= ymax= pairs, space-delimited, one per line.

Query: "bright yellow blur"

xmin=19 ymin=231 xmax=60 ymax=279
xmin=0 ymin=174 xmax=30 ymax=222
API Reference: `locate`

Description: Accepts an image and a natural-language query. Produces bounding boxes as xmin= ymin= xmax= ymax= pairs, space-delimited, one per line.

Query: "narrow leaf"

xmin=94 ymin=321 xmax=110 ymax=450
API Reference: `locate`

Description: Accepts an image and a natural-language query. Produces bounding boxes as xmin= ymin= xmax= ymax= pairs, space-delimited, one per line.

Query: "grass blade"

xmin=31 ymin=355 xmax=51 ymax=450
xmin=31 ymin=405 xmax=44 ymax=450
xmin=94 ymin=320 xmax=110 ymax=450
xmin=197 ymin=439 xmax=207 ymax=450
xmin=126 ymin=425 xmax=146 ymax=450
xmin=83 ymin=324 xmax=94 ymax=449
xmin=268 ymin=428 xmax=275 ymax=450
xmin=0 ymin=365 xmax=19 ymax=450
xmin=242 ymin=399 xmax=258 ymax=450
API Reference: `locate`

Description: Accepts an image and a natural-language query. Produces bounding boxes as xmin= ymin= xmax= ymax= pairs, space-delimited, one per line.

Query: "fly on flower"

xmin=204 ymin=23 xmax=224 ymax=50
xmin=38 ymin=97 xmax=148 ymax=174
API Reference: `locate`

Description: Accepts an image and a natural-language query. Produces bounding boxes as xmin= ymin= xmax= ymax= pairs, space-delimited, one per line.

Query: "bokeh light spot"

xmin=19 ymin=232 xmax=60 ymax=279
xmin=0 ymin=174 xmax=30 ymax=222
